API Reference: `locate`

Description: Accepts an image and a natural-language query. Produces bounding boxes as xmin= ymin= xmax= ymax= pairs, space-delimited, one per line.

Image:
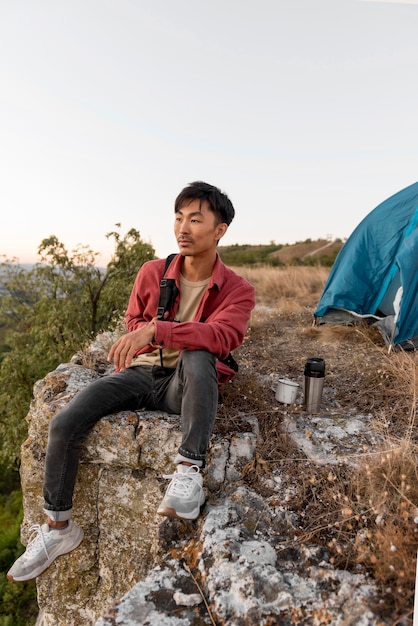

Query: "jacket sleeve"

xmin=125 ymin=259 xmax=165 ymax=332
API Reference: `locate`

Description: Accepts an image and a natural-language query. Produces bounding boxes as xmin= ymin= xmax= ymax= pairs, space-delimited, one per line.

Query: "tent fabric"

xmin=315 ymin=182 xmax=418 ymax=347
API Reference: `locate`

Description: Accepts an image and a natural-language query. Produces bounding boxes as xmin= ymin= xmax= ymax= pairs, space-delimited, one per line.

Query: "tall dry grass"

xmin=224 ymin=265 xmax=418 ymax=624
xmin=232 ymin=264 xmax=330 ymax=311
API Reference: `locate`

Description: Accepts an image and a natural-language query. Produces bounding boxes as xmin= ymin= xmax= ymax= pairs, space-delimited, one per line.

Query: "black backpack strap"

xmin=156 ymin=254 xmax=178 ymax=368
xmin=219 ymin=352 xmax=239 ymax=373
xmin=164 ymin=253 xmax=178 ymax=274
xmin=156 ymin=254 xmax=178 ymax=320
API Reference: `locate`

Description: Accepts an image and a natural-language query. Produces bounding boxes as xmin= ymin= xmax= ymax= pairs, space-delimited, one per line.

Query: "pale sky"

xmin=1 ymin=0 xmax=418 ymax=265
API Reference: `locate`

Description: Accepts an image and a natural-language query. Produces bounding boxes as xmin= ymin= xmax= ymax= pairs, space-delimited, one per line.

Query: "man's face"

xmin=174 ymin=199 xmax=227 ymax=257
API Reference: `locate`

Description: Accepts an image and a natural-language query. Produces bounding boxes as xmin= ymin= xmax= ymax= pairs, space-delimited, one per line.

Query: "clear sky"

xmin=1 ymin=0 xmax=418 ymax=265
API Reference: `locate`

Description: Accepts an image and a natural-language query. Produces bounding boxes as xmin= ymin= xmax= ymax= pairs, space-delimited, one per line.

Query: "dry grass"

xmin=232 ymin=264 xmax=330 ymax=310
xmin=218 ymin=265 xmax=418 ymax=625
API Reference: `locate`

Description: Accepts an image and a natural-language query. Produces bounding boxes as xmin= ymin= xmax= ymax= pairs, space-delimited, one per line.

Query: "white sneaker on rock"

xmin=7 ymin=519 xmax=84 ymax=582
xmin=157 ymin=464 xmax=205 ymax=520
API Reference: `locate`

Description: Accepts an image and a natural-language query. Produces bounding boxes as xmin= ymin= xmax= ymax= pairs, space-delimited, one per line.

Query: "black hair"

xmin=174 ymin=181 xmax=235 ymax=226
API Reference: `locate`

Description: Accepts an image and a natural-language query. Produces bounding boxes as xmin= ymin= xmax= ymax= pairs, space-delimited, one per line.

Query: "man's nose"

xmin=179 ymin=220 xmax=190 ymax=233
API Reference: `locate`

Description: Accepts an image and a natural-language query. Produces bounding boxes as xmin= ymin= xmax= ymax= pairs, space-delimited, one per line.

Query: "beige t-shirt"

xmin=131 ymin=274 xmax=209 ymax=368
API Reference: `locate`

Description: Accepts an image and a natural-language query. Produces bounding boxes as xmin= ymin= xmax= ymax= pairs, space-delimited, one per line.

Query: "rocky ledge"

xmin=18 ymin=334 xmax=388 ymax=625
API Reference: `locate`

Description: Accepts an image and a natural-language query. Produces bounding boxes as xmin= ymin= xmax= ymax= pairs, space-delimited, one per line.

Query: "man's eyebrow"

xmin=176 ymin=208 xmax=204 ymax=217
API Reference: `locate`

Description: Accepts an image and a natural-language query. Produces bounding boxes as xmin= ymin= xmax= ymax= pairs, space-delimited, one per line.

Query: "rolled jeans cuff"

xmin=43 ymin=507 xmax=73 ymax=522
xmin=174 ymin=452 xmax=203 ymax=468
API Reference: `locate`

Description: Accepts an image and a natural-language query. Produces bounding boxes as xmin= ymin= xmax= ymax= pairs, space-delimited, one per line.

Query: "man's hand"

xmin=108 ymin=322 xmax=156 ymax=371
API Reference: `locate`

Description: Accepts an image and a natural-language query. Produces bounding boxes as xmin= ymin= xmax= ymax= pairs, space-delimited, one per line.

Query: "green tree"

xmin=0 ymin=486 xmax=37 ymax=626
xmin=0 ymin=227 xmax=155 ymax=468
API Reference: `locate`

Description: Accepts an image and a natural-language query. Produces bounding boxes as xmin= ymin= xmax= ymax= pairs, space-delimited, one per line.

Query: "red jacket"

xmin=125 ymin=253 xmax=256 ymax=384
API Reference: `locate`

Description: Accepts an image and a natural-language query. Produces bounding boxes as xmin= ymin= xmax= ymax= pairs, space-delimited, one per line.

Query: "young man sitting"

xmin=8 ymin=180 xmax=256 ymax=582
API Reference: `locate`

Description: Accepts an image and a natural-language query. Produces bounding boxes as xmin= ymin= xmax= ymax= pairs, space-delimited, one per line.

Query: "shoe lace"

xmin=163 ymin=466 xmax=202 ymax=497
xmin=24 ymin=524 xmax=49 ymax=559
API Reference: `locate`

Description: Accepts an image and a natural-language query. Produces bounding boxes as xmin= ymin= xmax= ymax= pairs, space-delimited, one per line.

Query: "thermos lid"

xmin=304 ymin=357 xmax=325 ymax=376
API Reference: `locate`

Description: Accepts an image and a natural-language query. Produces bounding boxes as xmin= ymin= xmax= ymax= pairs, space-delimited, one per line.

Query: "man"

xmin=8 ymin=181 xmax=256 ymax=582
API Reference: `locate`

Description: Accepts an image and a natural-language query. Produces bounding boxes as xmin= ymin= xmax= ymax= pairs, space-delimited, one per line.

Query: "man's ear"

xmin=215 ymin=223 xmax=228 ymax=242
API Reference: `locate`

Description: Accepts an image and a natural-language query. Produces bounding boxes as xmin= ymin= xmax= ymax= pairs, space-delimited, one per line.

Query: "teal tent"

xmin=315 ymin=182 xmax=418 ymax=349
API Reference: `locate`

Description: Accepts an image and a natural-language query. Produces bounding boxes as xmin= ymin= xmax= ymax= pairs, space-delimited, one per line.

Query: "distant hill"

xmin=1 ymin=242 xmax=345 ymax=273
xmin=218 ymin=238 xmax=344 ymax=267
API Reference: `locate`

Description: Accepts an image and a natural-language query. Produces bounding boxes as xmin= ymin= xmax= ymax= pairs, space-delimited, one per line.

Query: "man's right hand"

xmin=107 ymin=321 xmax=156 ymax=371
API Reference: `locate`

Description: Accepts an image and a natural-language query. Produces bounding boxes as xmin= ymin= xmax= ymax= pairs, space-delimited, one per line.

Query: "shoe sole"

xmin=7 ymin=529 xmax=84 ymax=582
xmin=157 ymin=500 xmax=205 ymax=521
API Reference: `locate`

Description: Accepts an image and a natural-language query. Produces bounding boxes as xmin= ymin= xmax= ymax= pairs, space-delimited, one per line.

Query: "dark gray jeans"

xmin=43 ymin=350 xmax=218 ymax=521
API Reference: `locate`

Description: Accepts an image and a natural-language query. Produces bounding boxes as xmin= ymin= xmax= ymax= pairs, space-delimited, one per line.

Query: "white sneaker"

xmin=7 ymin=519 xmax=84 ymax=582
xmin=157 ymin=464 xmax=205 ymax=520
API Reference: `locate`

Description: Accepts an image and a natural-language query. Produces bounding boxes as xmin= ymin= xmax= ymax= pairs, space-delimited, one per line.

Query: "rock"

xmin=282 ymin=408 xmax=385 ymax=465
xmin=18 ymin=335 xmax=389 ymax=625
xmin=96 ymin=486 xmax=383 ymax=626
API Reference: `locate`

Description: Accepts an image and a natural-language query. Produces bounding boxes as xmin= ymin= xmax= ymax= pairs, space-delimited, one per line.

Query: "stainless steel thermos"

xmin=304 ymin=357 xmax=325 ymax=414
